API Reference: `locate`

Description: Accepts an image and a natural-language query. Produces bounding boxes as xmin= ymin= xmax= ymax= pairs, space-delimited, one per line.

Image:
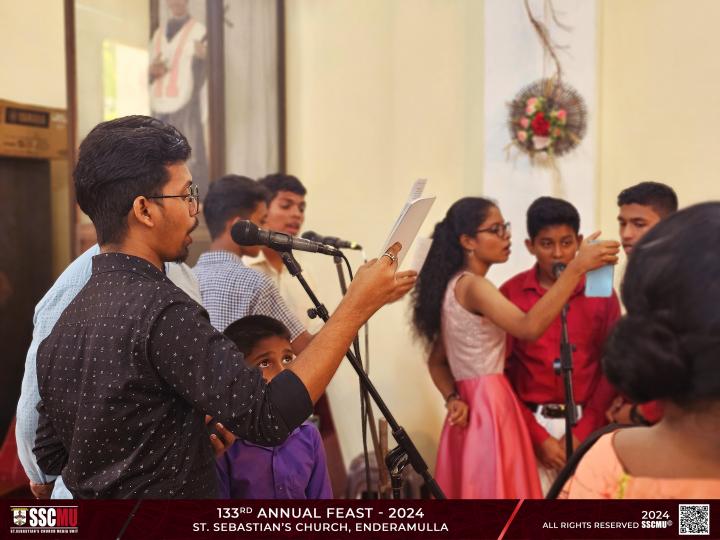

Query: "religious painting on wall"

xmin=150 ymin=0 xmax=210 ymax=197
xmin=221 ymin=0 xmax=284 ymax=179
xmin=148 ymin=0 xmax=284 ymax=262
xmin=150 ymin=0 xmax=285 ymax=199
xmin=69 ymin=0 xmax=285 ymax=257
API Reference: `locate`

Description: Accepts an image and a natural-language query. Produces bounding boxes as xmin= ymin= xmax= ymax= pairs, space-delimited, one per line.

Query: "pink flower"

xmin=556 ymin=109 xmax=567 ymax=123
xmin=525 ymin=97 xmax=539 ymax=114
xmin=516 ymin=130 xmax=528 ymax=143
xmin=520 ymin=117 xmax=530 ymax=128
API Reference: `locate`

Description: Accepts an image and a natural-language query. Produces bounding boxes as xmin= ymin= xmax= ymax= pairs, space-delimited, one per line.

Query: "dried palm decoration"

xmin=507 ymin=0 xmax=587 ymax=162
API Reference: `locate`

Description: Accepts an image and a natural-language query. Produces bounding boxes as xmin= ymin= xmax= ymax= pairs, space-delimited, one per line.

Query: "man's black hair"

xmin=74 ymin=115 xmax=191 ymax=245
xmin=526 ymin=196 xmax=580 ymax=240
xmin=203 ymin=175 xmax=270 ymax=239
xmin=223 ymin=315 xmax=291 ymax=357
xmin=617 ymin=181 xmax=678 ymax=218
xmin=258 ymin=173 xmax=307 ymax=200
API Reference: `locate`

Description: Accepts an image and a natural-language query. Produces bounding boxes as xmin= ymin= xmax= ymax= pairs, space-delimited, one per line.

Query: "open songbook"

xmin=379 ymin=179 xmax=435 ymax=268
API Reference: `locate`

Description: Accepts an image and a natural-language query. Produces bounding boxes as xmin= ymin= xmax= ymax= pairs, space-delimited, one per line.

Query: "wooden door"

xmin=0 ymin=157 xmax=53 ymax=441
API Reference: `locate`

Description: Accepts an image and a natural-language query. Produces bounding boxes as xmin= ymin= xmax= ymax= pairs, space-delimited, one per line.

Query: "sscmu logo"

xmin=10 ymin=505 xmax=78 ymax=534
xmin=12 ymin=507 xmax=26 ymax=526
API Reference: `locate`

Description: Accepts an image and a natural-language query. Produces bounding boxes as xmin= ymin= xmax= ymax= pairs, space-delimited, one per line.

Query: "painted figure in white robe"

xmin=149 ymin=0 xmax=209 ymax=196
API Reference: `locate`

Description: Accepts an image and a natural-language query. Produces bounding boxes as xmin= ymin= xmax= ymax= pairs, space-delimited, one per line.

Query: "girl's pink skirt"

xmin=435 ymin=373 xmax=542 ymax=499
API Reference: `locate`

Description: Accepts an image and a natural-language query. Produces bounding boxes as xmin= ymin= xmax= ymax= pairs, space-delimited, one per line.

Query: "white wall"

xmin=597 ymin=0 xmax=720 ymax=246
xmin=0 ymin=1 xmax=66 ymax=109
xmin=285 ymin=0 xmax=484 ymax=470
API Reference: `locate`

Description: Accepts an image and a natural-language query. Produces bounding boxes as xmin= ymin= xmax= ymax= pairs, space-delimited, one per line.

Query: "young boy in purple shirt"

xmin=217 ymin=315 xmax=332 ymax=499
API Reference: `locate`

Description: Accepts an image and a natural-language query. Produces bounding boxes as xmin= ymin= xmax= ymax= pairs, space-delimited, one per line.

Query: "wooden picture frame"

xmin=64 ymin=0 xmax=286 ymax=257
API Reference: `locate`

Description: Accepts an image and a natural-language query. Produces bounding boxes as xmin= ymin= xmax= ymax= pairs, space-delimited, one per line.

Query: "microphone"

xmin=302 ymin=231 xmax=363 ymax=251
xmin=552 ymin=262 xmax=567 ymax=278
xmin=231 ymin=221 xmax=342 ymax=257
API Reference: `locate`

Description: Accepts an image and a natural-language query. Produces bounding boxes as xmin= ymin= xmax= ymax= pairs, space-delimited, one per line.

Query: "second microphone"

xmin=231 ymin=220 xmax=343 ymax=257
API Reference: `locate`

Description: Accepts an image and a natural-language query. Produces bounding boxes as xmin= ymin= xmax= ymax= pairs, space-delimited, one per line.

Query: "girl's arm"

xmin=457 ymin=234 xmax=619 ymax=341
xmin=427 ymin=338 xmax=456 ymax=401
xmin=427 ymin=338 xmax=469 ymax=427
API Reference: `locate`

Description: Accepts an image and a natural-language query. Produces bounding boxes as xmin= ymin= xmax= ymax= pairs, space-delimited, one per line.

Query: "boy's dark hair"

xmin=74 ymin=115 xmax=191 ymax=245
xmin=617 ymin=181 xmax=678 ymax=218
xmin=258 ymin=173 xmax=307 ymax=201
xmin=203 ymin=175 xmax=270 ymax=239
xmin=223 ymin=315 xmax=292 ymax=356
xmin=526 ymin=196 xmax=580 ymax=240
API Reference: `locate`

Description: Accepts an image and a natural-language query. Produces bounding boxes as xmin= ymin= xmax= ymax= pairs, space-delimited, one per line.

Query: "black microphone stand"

xmin=281 ymin=252 xmax=445 ymax=499
xmin=553 ymin=303 xmax=577 ymax=458
xmin=333 ymin=254 xmax=347 ymax=293
xmin=333 ymin=254 xmax=382 ymax=498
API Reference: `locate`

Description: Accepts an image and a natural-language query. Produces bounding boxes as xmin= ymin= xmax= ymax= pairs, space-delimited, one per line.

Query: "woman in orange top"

xmin=562 ymin=202 xmax=720 ymax=499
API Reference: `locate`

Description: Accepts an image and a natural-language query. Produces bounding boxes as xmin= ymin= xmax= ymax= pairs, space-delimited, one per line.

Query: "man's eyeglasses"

xmin=476 ymin=221 xmax=511 ymax=238
xmin=147 ymin=185 xmax=200 ymax=217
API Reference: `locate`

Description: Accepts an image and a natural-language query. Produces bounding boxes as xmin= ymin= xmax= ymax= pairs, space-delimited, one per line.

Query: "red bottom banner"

xmin=4 ymin=499 xmax=718 ymax=539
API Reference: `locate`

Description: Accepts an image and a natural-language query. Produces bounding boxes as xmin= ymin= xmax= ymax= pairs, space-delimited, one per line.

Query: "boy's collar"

xmin=237 ymin=423 xmax=306 ymax=450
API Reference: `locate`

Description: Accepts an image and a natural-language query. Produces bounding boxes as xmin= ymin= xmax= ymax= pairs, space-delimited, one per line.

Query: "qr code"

xmin=679 ymin=504 xmax=710 ymax=535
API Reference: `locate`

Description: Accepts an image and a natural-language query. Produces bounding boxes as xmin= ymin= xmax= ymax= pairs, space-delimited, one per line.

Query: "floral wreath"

xmin=508 ymin=78 xmax=587 ymax=158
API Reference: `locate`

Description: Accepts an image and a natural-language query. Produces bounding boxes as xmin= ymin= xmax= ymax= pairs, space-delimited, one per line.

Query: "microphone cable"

xmin=358 ymin=250 xmax=374 ymax=496
xmin=339 ymin=253 xmax=371 ymax=497
xmin=338 ymin=251 xmax=375 ymax=498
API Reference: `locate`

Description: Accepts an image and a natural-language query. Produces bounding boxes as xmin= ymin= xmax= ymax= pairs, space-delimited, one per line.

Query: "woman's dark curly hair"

xmin=411 ymin=197 xmax=496 ymax=346
xmin=603 ymin=201 xmax=720 ymax=406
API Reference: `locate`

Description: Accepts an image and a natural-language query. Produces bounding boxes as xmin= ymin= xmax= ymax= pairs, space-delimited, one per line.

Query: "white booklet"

xmin=380 ymin=179 xmax=435 ymax=268
xmin=407 ymin=236 xmax=433 ymax=272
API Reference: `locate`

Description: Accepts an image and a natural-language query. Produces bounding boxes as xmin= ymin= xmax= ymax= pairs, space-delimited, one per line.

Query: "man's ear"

xmin=576 ymin=234 xmax=584 ymax=247
xmin=227 ymin=215 xmax=242 ymax=230
xmin=222 ymin=215 xmax=245 ymax=237
xmin=131 ymin=196 xmax=155 ymax=229
xmin=524 ymin=238 xmax=535 ymax=256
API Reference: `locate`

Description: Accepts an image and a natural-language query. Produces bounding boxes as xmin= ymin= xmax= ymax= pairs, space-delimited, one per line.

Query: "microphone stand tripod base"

xmin=279 ymin=251 xmax=446 ymax=500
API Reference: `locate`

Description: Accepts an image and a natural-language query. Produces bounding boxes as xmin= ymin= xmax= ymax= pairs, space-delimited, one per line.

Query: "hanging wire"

xmin=340 ymin=251 xmax=374 ymax=497
xmin=523 ymin=0 xmax=571 ymax=91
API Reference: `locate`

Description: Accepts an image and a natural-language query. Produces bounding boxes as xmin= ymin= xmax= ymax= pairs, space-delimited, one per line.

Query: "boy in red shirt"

xmin=500 ymin=197 xmax=620 ymax=493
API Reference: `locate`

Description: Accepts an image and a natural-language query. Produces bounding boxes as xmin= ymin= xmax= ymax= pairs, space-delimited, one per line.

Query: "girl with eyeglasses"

xmin=411 ymin=197 xmax=618 ymax=498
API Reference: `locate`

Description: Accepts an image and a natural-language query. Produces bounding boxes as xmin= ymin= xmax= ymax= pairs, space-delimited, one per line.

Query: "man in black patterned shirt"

xmin=33 ymin=116 xmax=416 ymax=498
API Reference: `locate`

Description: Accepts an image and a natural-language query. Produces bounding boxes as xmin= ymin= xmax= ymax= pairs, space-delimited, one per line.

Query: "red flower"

xmin=530 ymin=112 xmax=550 ymax=136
